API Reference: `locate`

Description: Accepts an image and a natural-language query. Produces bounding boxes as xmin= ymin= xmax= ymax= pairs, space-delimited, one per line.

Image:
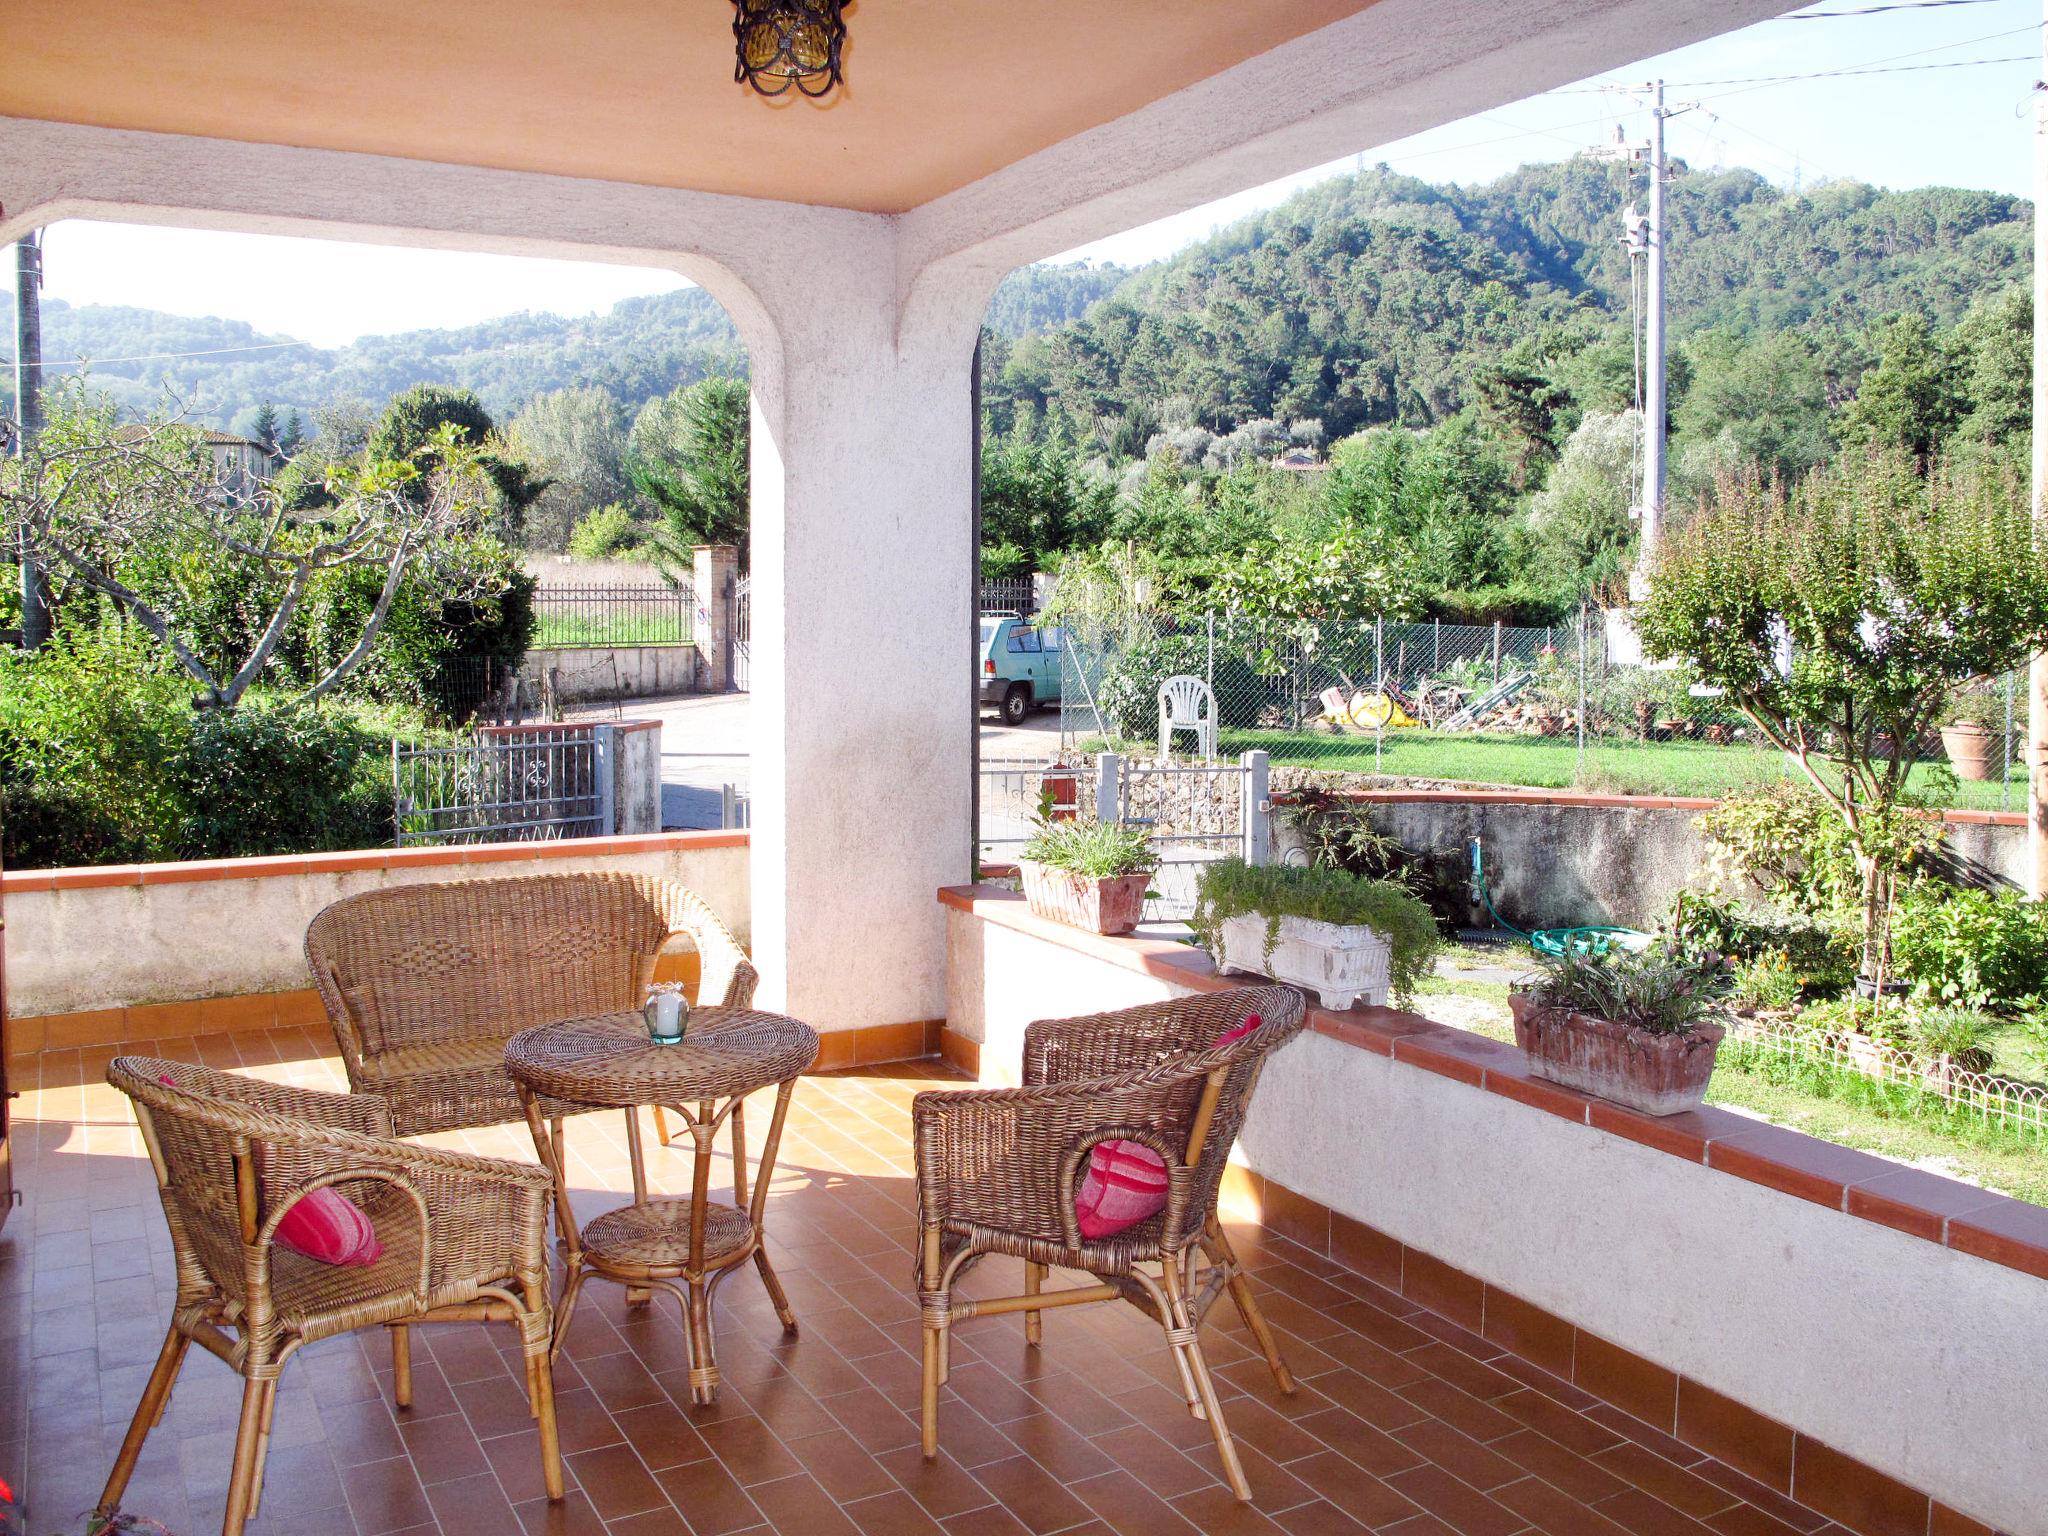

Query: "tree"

xmin=368 ymin=384 xmax=547 ymax=540
xmin=1524 ymin=410 xmax=1639 ymax=596
xmin=506 ymin=386 xmax=635 ymax=552
xmin=1671 ymin=329 xmax=1831 ymax=487
xmin=1835 ymin=313 xmax=1962 ymax=467
xmin=1950 ymin=287 xmax=2030 ymax=448
xmin=1635 ymin=448 xmax=2048 ymax=979
xmin=249 ymin=401 xmax=280 ymax=453
xmin=629 ymin=375 xmax=750 ymax=557
xmin=1 ymin=384 xmax=501 ymax=710
xmin=277 ymin=408 xmax=306 ymax=458
xmin=979 ymin=424 xmax=1114 ymax=575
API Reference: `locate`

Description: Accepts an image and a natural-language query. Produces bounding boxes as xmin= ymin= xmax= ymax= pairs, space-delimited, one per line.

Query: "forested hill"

xmin=12 ymin=159 xmax=2030 ymax=441
xmin=984 ymin=162 xmax=2031 ymax=442
xmin=11 ymin=261 xmax=1118 ymax=430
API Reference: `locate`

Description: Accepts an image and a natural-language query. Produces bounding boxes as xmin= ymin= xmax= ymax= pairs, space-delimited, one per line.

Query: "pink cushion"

xmin=1212 ymin=1011 xmax=1262 ymax=1049
xmin=1074 ymin=1139 xmax=1171 ymax=1241
xmin=275 ymin=1187 xmax=384 ymax=1267
xmin=1069 ymin=1013 xmax=1265 ymax=1241
xmin=158 ymin=1073 xmax=382 ymax=1266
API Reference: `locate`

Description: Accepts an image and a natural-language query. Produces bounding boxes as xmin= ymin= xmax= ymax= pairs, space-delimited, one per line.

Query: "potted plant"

xmin=1190 ymin=858 xmax=1441 ymax=1010
xmin=1939 ymin=684 xmax=2004 ymax=782
xmin=1017 ymin=818 xmax=1158 ymax=936
xmin=1508 ymin=949 xmax=1727 ymax=1116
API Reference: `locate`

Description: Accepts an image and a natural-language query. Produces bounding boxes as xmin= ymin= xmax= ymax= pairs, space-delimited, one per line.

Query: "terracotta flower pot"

xmin=1017 ymin=861 xmax=1151 ymax=936
xmin=1509 ymin=994 xmax=1724 ymax=1116
xmin=1940 ymin=722 xmax=1997 ymax=782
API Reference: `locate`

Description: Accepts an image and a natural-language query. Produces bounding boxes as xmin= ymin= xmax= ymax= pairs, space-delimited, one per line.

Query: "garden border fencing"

xmin=1726 ymin=1016 xmax=2048 ymax=1138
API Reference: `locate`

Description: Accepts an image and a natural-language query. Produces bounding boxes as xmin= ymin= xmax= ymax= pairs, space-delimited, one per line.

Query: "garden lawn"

xmin=1415 ymin=958 xmax=2048 ymax=1208
xmin=1096 ymin=726 xmax=2029 ymax=811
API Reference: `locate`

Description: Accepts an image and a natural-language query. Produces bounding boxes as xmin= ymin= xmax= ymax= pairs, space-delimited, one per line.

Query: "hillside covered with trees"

xmin=7 ymin=159 xmax=2032 ymax=611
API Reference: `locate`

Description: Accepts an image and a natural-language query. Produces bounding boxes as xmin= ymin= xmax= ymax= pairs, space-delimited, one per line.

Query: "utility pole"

xmin=1587 ymin=83 xmax=1687 ymax=601
xmin=2028 ymin=3 xmax=2048 ymax=899
xmin=1636 ymin=79 xmax=1668 ymax=597
xmin=13 ymin=230 xmax=50 ymax=648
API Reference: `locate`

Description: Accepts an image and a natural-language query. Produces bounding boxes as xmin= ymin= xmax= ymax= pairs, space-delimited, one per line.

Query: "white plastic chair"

xmin=1158 ymin=674 xmax=1218 ymax=760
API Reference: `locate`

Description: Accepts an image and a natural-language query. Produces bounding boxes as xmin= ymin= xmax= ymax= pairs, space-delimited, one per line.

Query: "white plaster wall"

xmin=1241 ymin=1033 xmax=2048 ymax=1536
xmin=6 ymin=842 xmax=749 ymax=1019
xmin=521 ymin=646 xmax=701 ymax=703
xmin=947 ymin=910 xmax=2048 ymax=1535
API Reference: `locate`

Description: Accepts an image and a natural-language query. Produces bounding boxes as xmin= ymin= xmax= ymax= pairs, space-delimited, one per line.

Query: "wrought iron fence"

xmin=1054 ymin=610 xmax=2024 ymax=811
xmin=532 ymin=582 xmax=694 ymax=648
xmin=980 ymin=578 xmax=1039 ymax=615
xmin=393 ymin=725 xmax=614 ymax=845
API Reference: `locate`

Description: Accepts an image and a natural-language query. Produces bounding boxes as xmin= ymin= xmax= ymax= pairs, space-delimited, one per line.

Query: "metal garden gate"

xmin=731 ymin=573 xmax=752 ymax=692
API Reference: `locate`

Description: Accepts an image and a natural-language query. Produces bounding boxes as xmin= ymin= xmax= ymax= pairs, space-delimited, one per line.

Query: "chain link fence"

xmin=1054 ymin=610 xmax=2024 ymax=810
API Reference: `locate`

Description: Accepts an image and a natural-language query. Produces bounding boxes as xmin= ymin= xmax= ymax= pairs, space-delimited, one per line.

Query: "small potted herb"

xmin=1018 ymin=819 xmax=1158 ymax=936
xmin=1190 ymin=858 xmax=1441 ymax=1010
xmin=1509 ymin=948 xmax=1727 ymax=1116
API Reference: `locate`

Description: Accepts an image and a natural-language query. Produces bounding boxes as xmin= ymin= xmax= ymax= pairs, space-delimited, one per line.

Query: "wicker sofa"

xmin=306 ymin=872 xmax=755 ymax=1136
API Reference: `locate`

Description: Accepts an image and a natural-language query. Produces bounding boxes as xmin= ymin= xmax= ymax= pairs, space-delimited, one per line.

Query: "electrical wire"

xmin=20 ymin=338 xmax=316 ymax=368
xmin=1659 ymin=51 xmax=2036 ymax=90
xmin=1775 ymin=0 xmax=2007 ymax=17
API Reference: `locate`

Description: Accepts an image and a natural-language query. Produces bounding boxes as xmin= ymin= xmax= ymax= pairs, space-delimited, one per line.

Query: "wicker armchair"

xmin=101 ymin=1057 xmax=563 ymax=1536
xmin=306 ymin=872 xmax=755 ymax=1135
xmin=912 ymin=985 xmax=1306 ymax=1502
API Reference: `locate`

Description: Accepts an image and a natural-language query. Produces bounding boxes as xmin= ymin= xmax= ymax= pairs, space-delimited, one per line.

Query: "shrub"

xmin=1695 ymin=784 xmax=1940 ymax=926
xmin=1890 ymin=883 xmax=2048 ymax=1011
xmin=1096 ymin=631 xmax=1264 ymax=738
xmin=1906 ymin=1005 xmax=1997 ymax=1070
xmin=0 ymin=628 xmax=404 ymax=868
xmin=160 ymin=706 xmax=388 ymax=859
xmin=568 ymin=503 xmax=647 ymax=562
xmin=1730 ymin=950 xmax=1803 ymax=1012
xmin=1281 ymin=788 xmax=1469 ymax=931
xmin=1190 ymin=857 xmax=1441 ymax=1006
xmin=1663 ymin=890 xmax=1855 ymax=999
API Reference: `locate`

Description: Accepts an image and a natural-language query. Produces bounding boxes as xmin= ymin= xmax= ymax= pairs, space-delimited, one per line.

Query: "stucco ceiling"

xmin=0 ymin=1 xmax=1375 ymax=215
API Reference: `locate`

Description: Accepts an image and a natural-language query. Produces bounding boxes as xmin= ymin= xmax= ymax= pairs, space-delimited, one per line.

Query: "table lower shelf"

xmin=573 ymin=1197 xmax=755 ymax=1279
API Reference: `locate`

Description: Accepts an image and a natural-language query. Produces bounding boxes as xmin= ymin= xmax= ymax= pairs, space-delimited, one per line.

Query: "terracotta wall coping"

xmin=938 ymin=883 xmax=2048 ymax=1288
xmin=3 ymin=830 xmax=749 ymax=895
xmin=1276 ymin=785 xmax=2026 ymax=827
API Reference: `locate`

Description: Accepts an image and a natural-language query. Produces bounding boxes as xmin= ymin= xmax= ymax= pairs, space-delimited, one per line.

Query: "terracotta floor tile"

xmin=11 ymin=1038 xmax=1938 ymax=1536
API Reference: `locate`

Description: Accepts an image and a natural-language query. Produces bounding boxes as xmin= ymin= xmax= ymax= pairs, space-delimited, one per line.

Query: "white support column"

xmin=743 ymin=265 xmax=986 ymax=1034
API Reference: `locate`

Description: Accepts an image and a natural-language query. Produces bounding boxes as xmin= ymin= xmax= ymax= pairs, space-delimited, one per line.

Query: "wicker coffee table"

xmin=503 ymin=1007 xmax=819 ymax=1404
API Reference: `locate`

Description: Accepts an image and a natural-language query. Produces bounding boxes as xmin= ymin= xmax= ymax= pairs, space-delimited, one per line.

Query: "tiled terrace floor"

xmin=3 ymin=1026 xmax=1868 ymax=1536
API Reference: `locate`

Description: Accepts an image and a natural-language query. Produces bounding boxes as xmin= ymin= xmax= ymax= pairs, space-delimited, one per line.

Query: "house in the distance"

xmin=113 ymin=424 xmax=283 ymax=495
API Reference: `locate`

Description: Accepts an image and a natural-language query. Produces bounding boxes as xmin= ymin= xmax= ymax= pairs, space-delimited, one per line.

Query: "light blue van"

xmin=979 ymin=614 xmax=1063 ymax=724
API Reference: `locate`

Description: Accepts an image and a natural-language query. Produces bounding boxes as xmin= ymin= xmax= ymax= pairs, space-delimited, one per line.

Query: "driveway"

xmin=574 ymin=693 xmax=1074 ymax=829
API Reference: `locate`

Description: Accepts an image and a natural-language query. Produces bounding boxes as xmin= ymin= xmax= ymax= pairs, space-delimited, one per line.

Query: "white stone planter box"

xmin=1214 ymin=912 xmax=1392 ymax=1010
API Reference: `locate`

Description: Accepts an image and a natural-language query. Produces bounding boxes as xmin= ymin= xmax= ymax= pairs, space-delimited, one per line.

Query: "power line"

xmin=1669 ymin=52 xmax=2035 ymax=89
xmin=1775 ymin=0 xmax=2006 ymax=17
xmin=18 ymin=338 xmax=316 ymax=368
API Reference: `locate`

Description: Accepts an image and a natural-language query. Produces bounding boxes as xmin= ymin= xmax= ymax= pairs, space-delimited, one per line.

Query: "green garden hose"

xmin=1467 ymin=839 xmax=1652 ymax=960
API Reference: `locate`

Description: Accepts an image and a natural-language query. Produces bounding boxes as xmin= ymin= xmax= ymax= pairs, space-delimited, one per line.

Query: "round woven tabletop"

xmin=503 ymin=1007 xmax=819 ymax=1108
xmin=578 ymin=1199 xmax=755 ymax=1276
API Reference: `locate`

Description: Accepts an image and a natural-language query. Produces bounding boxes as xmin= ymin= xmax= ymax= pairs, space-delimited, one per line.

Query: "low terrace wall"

xmin=3 ymin=831 xmax=748 ymax=1048
xmin=520 ymin=644 xmax=703 ymax=705
xmin=941 ymin=885 xmax=2048 ymax=1536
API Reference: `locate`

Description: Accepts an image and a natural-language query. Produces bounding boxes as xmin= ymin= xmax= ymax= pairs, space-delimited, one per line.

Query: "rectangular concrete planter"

xmin=1214 ymin=912 xmax=1391 ymax=1009
xmin=1510 ymin=994 xmax=1724 ymax=1116
xmin=1017 ymin=862 xmax=1150 ymax=936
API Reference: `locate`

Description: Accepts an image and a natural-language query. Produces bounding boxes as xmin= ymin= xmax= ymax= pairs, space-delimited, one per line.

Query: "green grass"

xmin=532 ymin=615 xmax=690 ymax=648
xmin=1413 ymin=962 xmax=2048 ymax=1206
xmin=1081 ymin=726 xmax=2026 ymax=811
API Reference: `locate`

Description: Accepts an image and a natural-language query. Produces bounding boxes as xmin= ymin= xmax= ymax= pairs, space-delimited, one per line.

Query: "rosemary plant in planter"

xmin=1509 ymin=948 xmax=1728 ymax=1116
xmin=1190 ymin=858 xmax=1440 ymax=1009
xmin=1018 ymin=819 xmax=1158 ymax=936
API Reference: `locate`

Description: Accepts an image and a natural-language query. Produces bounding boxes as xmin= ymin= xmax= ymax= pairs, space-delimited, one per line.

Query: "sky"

xmin=4 ymin=0 xmax=2044 ymax=349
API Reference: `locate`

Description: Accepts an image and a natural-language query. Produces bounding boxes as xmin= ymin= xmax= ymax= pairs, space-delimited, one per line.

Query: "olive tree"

xmin=1635 ymin=447 xmax=2048 ymax=978
xmin=1 ymin=387 xmax=499 ymax=709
